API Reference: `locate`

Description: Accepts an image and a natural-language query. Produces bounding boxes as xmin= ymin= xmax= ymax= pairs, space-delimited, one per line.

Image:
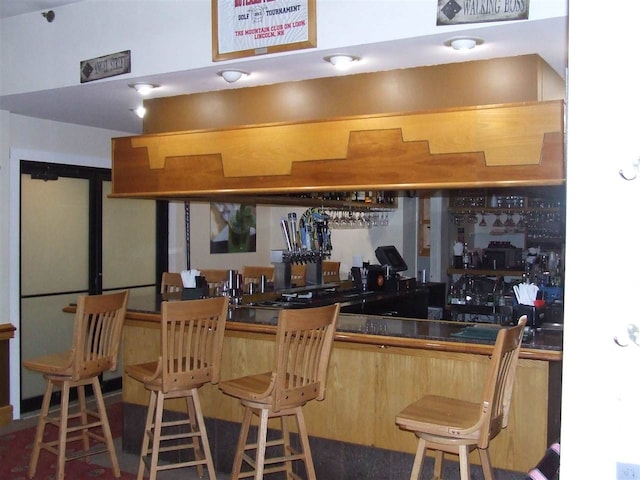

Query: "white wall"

xmin=561 ymin=2 xmax=640 ymax=478
xmin=1 ymin=1 xmax=568 ymax=97
xmin=168 ymin=200 xmax=409 ymax=279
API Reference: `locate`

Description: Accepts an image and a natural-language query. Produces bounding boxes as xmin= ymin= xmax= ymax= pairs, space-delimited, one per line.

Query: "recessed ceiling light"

xmin=129 ymin=83 xmax=159 ymax=96
xmin=217 ymin=70 xmax=249 ymax=83
xmin=323 ymin=54 xmax=360 ymax=70
xmin=129 ymin=106 xmax=146 ymax=119
xmin=444 ymin=37 xmax=484 ymax=50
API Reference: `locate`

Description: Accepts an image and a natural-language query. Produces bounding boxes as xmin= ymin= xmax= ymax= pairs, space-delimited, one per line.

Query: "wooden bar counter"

xmin=0 ymin=323 xmax=16 ymax=426
xmin=118 ymin=292 xmax=562 ymax=476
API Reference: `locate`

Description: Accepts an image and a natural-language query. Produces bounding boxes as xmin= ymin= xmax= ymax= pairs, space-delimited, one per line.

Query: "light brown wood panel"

xmin=0 ymin=324 xmax=15 ymax=426
xmin=143 ymin=56 xmax=555 ymax=134
xmin=111 ymin=101 xmax=564 ymax=199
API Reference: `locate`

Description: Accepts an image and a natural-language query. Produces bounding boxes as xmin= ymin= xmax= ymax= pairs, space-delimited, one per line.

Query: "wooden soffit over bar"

xmin=111 ymin=100 xmax=565 ymax=199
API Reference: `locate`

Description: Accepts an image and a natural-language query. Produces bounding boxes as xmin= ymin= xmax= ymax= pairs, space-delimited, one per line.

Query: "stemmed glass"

xmin=504 ymin=213 xmax=516 ymax=229
xmin=492 ymin=211 xmax=503 ymax=228
xmin=479 ymin=212 xmax=487 ymax=227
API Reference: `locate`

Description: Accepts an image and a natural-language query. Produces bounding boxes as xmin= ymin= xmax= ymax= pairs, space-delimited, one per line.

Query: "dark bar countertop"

xmin=118 ymin=285 xmax=562 ymax=362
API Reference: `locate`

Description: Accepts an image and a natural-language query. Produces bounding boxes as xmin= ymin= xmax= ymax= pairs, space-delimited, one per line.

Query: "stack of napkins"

xmin=181 ymin=269 xmax=201 ymax=288
xmin=513 ymin=283 xmax=538 ymax=306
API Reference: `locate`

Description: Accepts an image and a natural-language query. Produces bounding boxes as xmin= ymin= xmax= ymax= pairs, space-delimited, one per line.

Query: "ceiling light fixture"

xmin=129 ymin=83 xmax=159 ymax=96
xmin=324 ymin=54 xmax=360 ymax=70
xmin=445 ymin=37 xmax=484 ymax=50
xmin=129 ymin=106 xmax=146 ymax=119
xmin=218 ymin=70 xmax=249 ymax=83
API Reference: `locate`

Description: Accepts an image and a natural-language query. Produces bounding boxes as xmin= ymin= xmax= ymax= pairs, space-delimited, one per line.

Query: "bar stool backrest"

xmin=242 ymin=265 xmax=275 ymax=287
xmin=322 ymin=261 xmax=341 ymax=283
xmin=290 ymin=263 xmax=306 ymax=286
xmin=478 ymin=316 xmax=527 ymax=447
xmin=161 ymin=272 xmax=184 ymax=294
xmin=272 ymin=303 xmax=340 ymax=412
xmin=199 ymin=269 xmax=228 ymax=294
xmin=70 ymin=291 xmax=129 ymax=380
xmin=160 ymin=296 xmax=229 ymax=392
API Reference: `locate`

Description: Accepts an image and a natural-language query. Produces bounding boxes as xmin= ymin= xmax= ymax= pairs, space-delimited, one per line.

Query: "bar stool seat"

xmin=219 ymin=303 xmax=339 ymax=480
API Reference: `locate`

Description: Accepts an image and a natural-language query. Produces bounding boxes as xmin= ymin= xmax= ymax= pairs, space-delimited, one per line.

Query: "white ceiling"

xmin=0 ymin=0 xmax=84 ymax=19
xmin=0 ymin=1 xmax=568 ymax=135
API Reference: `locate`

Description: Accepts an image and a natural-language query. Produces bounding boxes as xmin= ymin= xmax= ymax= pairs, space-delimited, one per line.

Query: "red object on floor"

xmin=0 ymin=402 xmax=135 ymax=480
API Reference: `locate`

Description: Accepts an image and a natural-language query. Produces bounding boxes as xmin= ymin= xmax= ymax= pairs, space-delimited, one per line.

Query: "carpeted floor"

xmin=0 ymin=392 xmax=229 ymax=480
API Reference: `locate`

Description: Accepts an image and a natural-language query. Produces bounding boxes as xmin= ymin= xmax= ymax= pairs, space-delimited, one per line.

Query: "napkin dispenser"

xmin=513 ymin=303 xmax=545 ymax=328
xmin=181 ymin=275 xmax=207 ymax=300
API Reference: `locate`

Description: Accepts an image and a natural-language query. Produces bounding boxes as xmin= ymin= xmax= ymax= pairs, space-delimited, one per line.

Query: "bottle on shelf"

xmin=462 ymin=243 xmax=470 ymax=269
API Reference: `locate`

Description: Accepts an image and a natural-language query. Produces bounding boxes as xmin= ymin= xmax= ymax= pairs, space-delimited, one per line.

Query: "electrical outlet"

xmin=617 ymin=462 xmax=640 ymax=480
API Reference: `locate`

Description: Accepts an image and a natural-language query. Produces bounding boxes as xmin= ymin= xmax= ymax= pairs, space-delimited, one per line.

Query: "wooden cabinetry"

xmin=448 ymin=186 xmax=565 ymax=251
xmin=445 ymin=186 xmax=565 ymax=324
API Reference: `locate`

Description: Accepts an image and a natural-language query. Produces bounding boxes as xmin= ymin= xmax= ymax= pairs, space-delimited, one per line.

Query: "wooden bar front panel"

xmin=122 ymin=322 xmax=557 ymax=473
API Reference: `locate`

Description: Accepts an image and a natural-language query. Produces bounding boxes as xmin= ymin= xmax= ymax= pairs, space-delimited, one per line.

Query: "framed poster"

xmin=210 ymin=203 xmax=257 ymax=254
xmin=212 ymin=0 xmax=317 ymax=61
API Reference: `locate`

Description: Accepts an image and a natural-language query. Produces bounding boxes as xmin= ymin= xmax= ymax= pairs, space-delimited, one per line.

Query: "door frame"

xmin=18 ymin=160 xmax=168 ymax=411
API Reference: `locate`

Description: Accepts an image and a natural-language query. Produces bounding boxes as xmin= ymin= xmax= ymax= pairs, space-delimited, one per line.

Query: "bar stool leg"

xmin=77 ymin=382 xmax=90 ymax=460
xmin=92 ymin=377 xmax=120 ymax=476
xmin=231 ymin=407 xmax=252 ymax=479
xmin=294 ymin=408 xmax=316 ymax=480
xmin=185 ymin=393 xmax=204 ymax=478
xmin=410 ymin=437 xmax=427 ymax=480
xmin=56 ymin=381 xmax=70 ymax=480
xmin=191 ymin=389 xmax=216 ymax=480
xmin=479 ymin=448 xmax=495 ymax=480
xmin=28 ymin=379 xmax=53 ymax=478
xmin=459 ymin=445 xmax=471 ymax=480
xmin=148 ymin=391 xmax=165 ymax=480
xmin=254 ymin=408 xmax=269 ymax=480
xmin=138 ymin=390 xmax=157 ymax=480
xmin=280 ymin=416 xmax=293 ymax=478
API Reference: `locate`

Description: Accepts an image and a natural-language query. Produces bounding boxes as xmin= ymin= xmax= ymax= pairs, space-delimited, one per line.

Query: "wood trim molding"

xmin=0 ymin=405 xmax=13 ymax=427
xmin=112 ymin=101 xmax=565 ymax=199
xmin=0 ymin=324 xmax=16 ymax=341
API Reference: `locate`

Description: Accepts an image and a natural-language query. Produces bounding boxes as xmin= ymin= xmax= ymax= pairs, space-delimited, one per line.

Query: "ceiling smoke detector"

xmin=42 ymin=10 xmax=55 ymax=22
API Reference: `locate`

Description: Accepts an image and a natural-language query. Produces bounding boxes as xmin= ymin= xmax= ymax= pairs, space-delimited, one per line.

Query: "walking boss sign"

xmin=437 ymin=0 xmax=529 ymax=25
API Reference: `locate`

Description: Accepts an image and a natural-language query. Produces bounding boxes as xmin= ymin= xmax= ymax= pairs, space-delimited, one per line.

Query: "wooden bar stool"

xmin=23 ymin=290 xmax=130 ymax=480
xmin=395 ymin=316 xmax=527 ymax=480
xmin=125 ymin=296 xmax=229 ymax=480
xmin=321 ymin=261 xmax=340 ymax=283
xmin=161 ymin=272 xmax=184 ymax=294
xmin=290 ymin=264 xmax=306 ymax=287
xmin=199 ymin=269 xmax=228 ymax=295
xmin=219 ymin=303 xmax=340 ymax=480
xmin=242 ymin=266 xmax=275 ymax=290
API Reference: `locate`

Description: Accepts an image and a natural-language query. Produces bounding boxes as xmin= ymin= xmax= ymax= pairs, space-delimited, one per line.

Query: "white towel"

xmin=180 ymin=269 xmax=200 ymax=288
